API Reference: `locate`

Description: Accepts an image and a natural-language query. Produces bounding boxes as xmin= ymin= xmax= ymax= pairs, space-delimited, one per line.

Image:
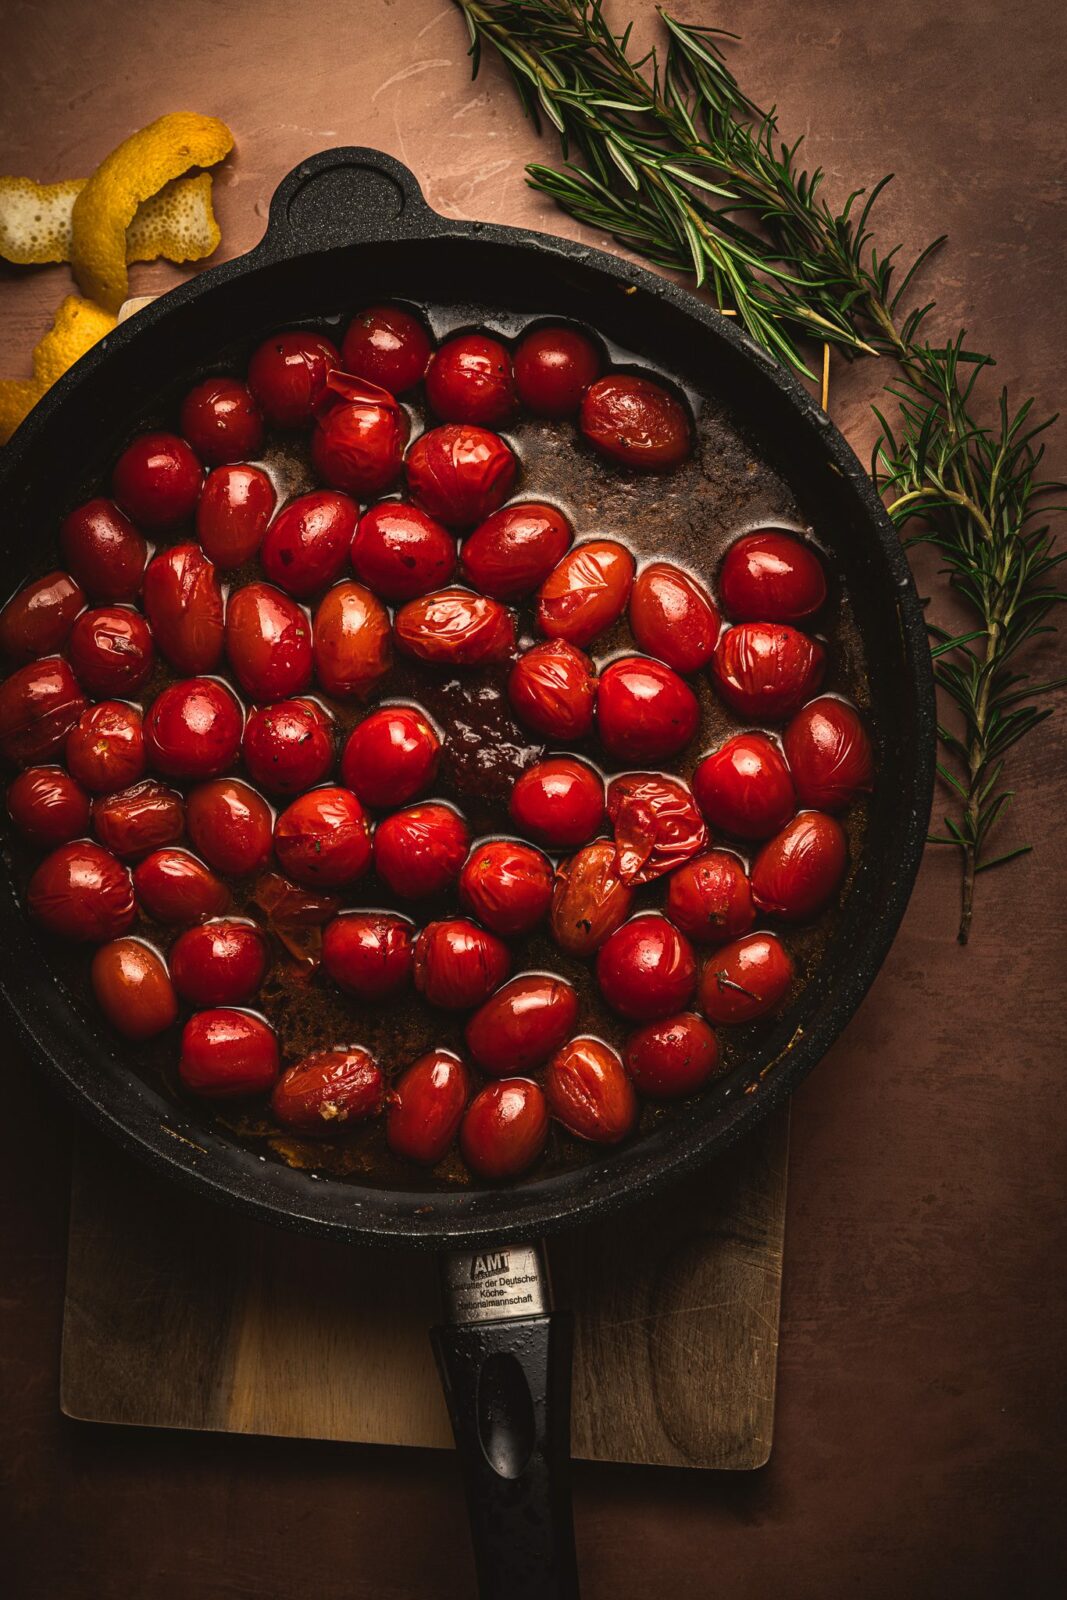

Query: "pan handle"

xmin=261 ymin=147 xmax=445 ymax=255
xmin=431 ymin=1243 xmax=579 ymax=1600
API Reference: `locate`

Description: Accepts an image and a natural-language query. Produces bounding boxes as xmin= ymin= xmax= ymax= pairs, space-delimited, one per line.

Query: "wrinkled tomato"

xmin=783 ymin=696 xmax=873 ymax=811
xmin=93 ymin=778 xmax=185 ymax=859
xmin=242 ymin=698 xmax=334 ymax=796
xmin=465 ymin=973 xmax=578 ymax=1075
xmin=629 ymin=562 xmax=720 ymax=674
xmin=425 ymin=332 xmax=516 ymax=427
xmin=311 ymin=372 xmax=409 ymax=497
xmin=112 ymin=431 xmax=201 ymax=529
xmin=65 ymin=700 xmax=145 ymax=794
xmin=312 ymin=580 xmax=392 ymax=700
xmin=351 ymin=502 xmax=456 ymax=602
xmin=579 ymin=375 xmax=691 ymax=471
xmin=596 ymin=913 xmax=697 ymax=1021
xmin=0 ymin=570 xmax=84 ymax=662
xmin=697 ymin=931 xmax=794 ymax=1024
xmin=196 ymin=464 xmax=276 ymax=569
xmin=27 ymin=840 xmax=135 ymax=942
xmin=710 ymin=623 xmax=825 ymax=722
xmin=719 ymin=530 xmax=827 ymax=622
xmin=60 ymin=498 xmax=147 ymax=601
xmin=186 ymin=777 xmax=273 ymax=875
xmin=91 ymin=937 xmax=179 ymax=1041
xmin=179 ymin=1008 xmax=279 ymax=1098
xmin=373 ymin=802 xmax=469 ymax=900
xmin=321 ymin=911 xmax=414 ymax=1000
xmin=0 ymin=656 xmax=87 ymax=766
xmin=260 ymin=489 xmax=358 ymax=599
xmin=386 ymin=1050 xmax=470 ymax=1165
xmin=271 ymin=1047 xmax=384 ymax=1133
xmin=460 ymin=1078 xmax=548 ymax=1179
xmin=133 ymin=847 xmax=230 ymax=924
xmin=692 ymin=732 xmax=795 ymax=840
xmin=142 ymin=542 xmax=224 ymax=675
xmin=664 ymin=851 xmax=755 ymax=945
xmin=395 ymin=587 xmax=515 ymax=666
xmin=339 ymin=705 xmax=439 ymax=809
xmin=508 ymin=640 xmax=597 ymax=741
xmin=405 ymin=424 xmax=517 ymax=527
xmin=750 ymin=810 xmax=847 ymax=921
xmin=180 ymin=377 xmax=264 ymax=466
xmin=597 ymin=655 xmax=700 ymax=762
xmin=170 ymin=918 xmax=268 ymax=1006
xmin=606 ymin=772 xmax=707 ymax=886
xmin=549 ymin=838 xmax=634 ymax=958
xmin=461 ymin=502 xmax=573 ymax=601
xmin=68 ymin=606 xmax=154 ymax=697
xmin=458 ymin=839 xmax=553 ymax=937
xmin=144 ymin=678 xmax=243 ymax=780
xmin=536 ymin=539 xmax=635 ymax=648
xmin=247 ymin=330 xmax=340 ymax=428
xmin=544 ymin=1037 xmax=637 ymax=1144
xmin=509 ymin=756 xmax=605 ymax=849
xmin=226 ymin=581 xmax=313 ymax=702
xmin=273 ymin=786 xmax=372 ymax=888
xmin=625 ymin=1013 xmax=720 ymax=1098
xmin=341 ymin=304 xmax=432 ymax=395
xmin=413 ymin=918 xmax=511 ymax=1011
xmin=7 ymin=765 xmax=90 ymax=847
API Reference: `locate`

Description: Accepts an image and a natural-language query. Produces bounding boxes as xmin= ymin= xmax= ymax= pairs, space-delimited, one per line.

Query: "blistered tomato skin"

xmin=28 ymin=840 xmax=135 ymax=942
xmin=311 ymin=372 xmax=409 ymax=498
xmin=196 ymin=464 xmax=276 ymax=568
xmin=719 ymin=530 xmax=827 ymax=623
xmin=260 ymin=489 xmax=358 ymax=599
xmin=549 ymin=839 xmax=634 ymax=958
xmin=112 ymin=432 xmax=202 ymax=529
xmin=8 ymin=766 xmax=91 ymax=847
xmin=508 ymin=640 xmax=597 ymax=741
xmin=596 ymin=913 xmax=697 ymax=1021
xmin=187 ymin=778 xmax=273 ymax=876
xmin=226 ymin=581 xmax=313 ymax=702
xmin=312 ymin=581 xmax=392 ymax=700
xmin=536 ymin=539 xmax=635 ymax=649
xmin=461 ymin=503 xmax=573 ymax=602
xmin=68 ymin=607 xmax=155 ymax=697
xmin=665 ymin=851 xmax=755 ymax=945
xmin=750 ymin=811 xmax=847 ymax=921
xmin=132 ymin=848 xmax=229 ymax=924
xmin=273 ymin=787 xmax=371 ymax=888
xmin=321 ymin=911 xmax=414 ymax=1000
xmin=65 ymin=700 xmax=145 ymax=794
xmin=144 ymin=678 xmax=243 ymax=780
xmin=60 ymin=499 xmax=148 ymax=601
xmin=465 ymin=973 xmax=579 ymax=1075
xmin=405 ymin=424 xmax=518 ymax=527
xmin=91 ymin=938 xmax=178 ymax=1040
xmin=341 ymin=305 xmax=432 ymax=395
xmin=142 ymin=542 xmax=224 ymax=675
xmin=170 ymin=919 xmax=268 ymax=1006
xmin=414 ymin=919 xmax=511 ymax=1011
xmin=351 ymin=503 xmax=456 ymax=602
xmin=545 ymin=1038 xmax=637 ymax=1144
xmin=629 ymin=563 xmax=720 ymax=674
xmin=395 ymin=588 xmax=515 ymax=667
xmin=711 ymin=623 xmax=826 ymax=722
xmin=459 ymin=840 xmax=553 ymax=937
xmin=580 ymin=375 xmax=692 ymax=471
xmin=692 ymin=732 xmax=795 ymax=841
xmin=510 ymin=757 xmax=605 ymax=849
xmin=625 ymin=1013 xmax=720 ymax=1098
xmin=247 ymin=330 xmax=341 ymax=428
xmin=373 ymin=803 xmax=469 ymax=900
xmin=272 ymin=1047 xmax=384 ymax=1134
xmin=251 ymin=872 xmax=341 ymax=969
xmin=597 ymin=656 xmax=701 ymax=763
xmin=0 ymin=571 xmax=84 ymax=662
xmin=387 ymin=1050 xmax=470 ymax=1165
xmin=606 ymin=773 xmax=707 ymax=886
xmin=0 ymin=656 xmax=87 ymax=766
xmin=92 ymin=779 xmax=184 ymax=859
xmin=179 ymin=1009 xmax=279 ymax=1099
xmin=460 ymin=1078 xmax=549 ymax=1180
xmin=180 ymin=377 xmax=264 ymax=466
xmin=783 ymin=697 xmax=874 ymax=811
xmin=697 ymin=931 xmax=794 ymax=1025
xmin=340 ymin=706 xmax=440 ymax=810
xmin=513 ymin=325 xmax=601 ymax=417
xmin=242 ymin=699 xmax=334 ymax=796
xmin=425 ymin=333 xmax=516 ymax=427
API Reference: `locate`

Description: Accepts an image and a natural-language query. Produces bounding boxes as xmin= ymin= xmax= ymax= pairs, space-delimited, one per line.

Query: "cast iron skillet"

xmin=0 ymin=150 xmax=934 ymax=1599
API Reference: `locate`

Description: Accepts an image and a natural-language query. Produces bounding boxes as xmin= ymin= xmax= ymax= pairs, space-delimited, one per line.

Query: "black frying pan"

xmin=0 ymin=150 xmax=934 ymax=1599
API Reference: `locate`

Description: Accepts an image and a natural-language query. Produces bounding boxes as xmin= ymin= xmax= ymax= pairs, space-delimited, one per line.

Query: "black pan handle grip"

xmin=263 ymin=147 xmax=441 ymax=254
xmin=431 ymin=1244 xmax=579 ymax=1600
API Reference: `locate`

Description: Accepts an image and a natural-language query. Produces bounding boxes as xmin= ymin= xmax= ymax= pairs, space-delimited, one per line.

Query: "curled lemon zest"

xmin=0 ymin=171 xmax=221 ymax=268
xmin=0 ymin=296 xmax=117 ymax=444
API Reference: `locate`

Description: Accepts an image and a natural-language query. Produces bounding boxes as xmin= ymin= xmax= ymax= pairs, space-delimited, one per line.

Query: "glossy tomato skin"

xmin=426 ymin=333 xmax=516 ymax=427
xmin=597 ymin=656 xmax=700 ymax=762
xmin=508 ymin=640 xmax=596 ymax=741
xmin=665 ymin=851 xmax=755 ymax=945
xmin=580 ymin=375 xmax=691 ymax=471
xmin=226 ymin=581 xmax=312 ymax=702
xmin=144 ymin=678 xmax=243 ymax=780
xmin=247 ymin=330 xmax=340 ymax=428
xmin=412 ymin=918 xmax=510 ymax=1010
xmin=180 ymin=377 xmax=264 ymax=466
xmin=91 ymin=938 xmax=178 ymax=1040
xmin=341 ymin=304 xmax=432 ymax=394
xmin=273 ymin=786 xmax=371 ymax=888
xmin=692 ymin=732 xmax=795 ymax=840
xmin=711 ymin=623 xmax=825 ymax=722
xmin=405 ymin=424 xmax=517 ymax=527
xmin=461 ymin=503 xmax=572 ymax=604
xmin=112 ymin=432 xmax=201 ymax=529
xmin=719 ymin=530 xmax=827 ymax=622
xmin=92 ymin=778 xmax=184 ymax=859
xmin=60 ymin=499 xmax=148 ymax=601
xmin=170 ymin=919 xmax=268 ymax=1006
xmin=750 ymin=811 xmax=847 ymax=921
xmin=312 ymin=581 xmax=392 ymax=700
xmin=394 ymin=588 xmax=515 ymax=667
xmin=351 ymin=502 xmax=456 ymax=602
xmin=783 ymin=696 xmax=874 ymax=811
xmin=461 ymin=1078 xmax=548 ymax=1180
xmin=0 ymin=656 xmax=87 ymax=766
xmin=606 ymin=772 xmax=707 ymax=885
xmin=133 ymin=848 xmax=229 ymax=924
xmin=458 ymin=840 xmax=553 ymax=937
xmin=339 ymin=705 xmax=439 ymax=809
xmin=465 ymin=973 xmax=578 ymax=1075
xmin=545 ymin=1037 xmax=637 ymax=1143
xmin=596 ymin=913 xmax=697 ymax=1021
xmin=697 ymin=931 xmax=794 ymax=1024
xmin=27 ymin=840 xmax=135 ymax=942
xmin=549 ymin=839 xmax=634 ymax=958
xmin=186 ymin=778 xmax=273 ymax=875
xmin=311 ymin=373 xmax=409 ymax=497
xmin=67 ymin=607 xmax=154 ymax=697
xmin=179 ymin=1009 xmax=279 ymax=1099
xmin=629 ymin=562 xmax=720 ymax=673
xmin=513 ymin=325 xmax=601 ymax=417
xmin=260 ymin=489 xmax=358 ymax=599
xmin=373 ymin=803 xmax=469 ymax=900
xmin=537 ymin=539 xmax=635 ymax=648
xmin=7 ymin=765 xmax=90 ymax=847
xmin=271 ymin=1047 xmax=384 ymax=1134
xmin=625 ymin=1013 xmax=720 ymax=1098
xmin=142 ymin=542 xmax=224 ymax=674
xmin=242 ymin=698 xmax=334 ymax=796
xmin=387 ymin=1050 xmax=470 ymax=1165
xmin=321 ymin=911 xmax=414 ymax=1000
xmin=65 ymin=700 xmax=145 ymax=793
xmin=0 ymin=571 xmax=84 ymax=662
xmin=196 ymin=464 xmax=275 ymax=568
xmin=510 ymin=757 xmax=605 ymax=849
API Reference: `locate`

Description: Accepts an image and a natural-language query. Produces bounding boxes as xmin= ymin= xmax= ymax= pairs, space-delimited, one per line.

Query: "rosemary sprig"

xmin=454 ymin=0 xmax=1065 ymax=942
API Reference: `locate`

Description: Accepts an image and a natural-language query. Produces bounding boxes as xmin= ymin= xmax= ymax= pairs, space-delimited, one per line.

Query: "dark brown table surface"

xmin=2 ymin=2 xmax=1065 ymax=1596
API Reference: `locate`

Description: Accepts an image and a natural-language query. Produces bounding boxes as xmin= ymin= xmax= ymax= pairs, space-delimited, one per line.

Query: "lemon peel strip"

xmin=0 ymin=295 xmax=117 ymax=445
xmin=0 ymin=172 xmax=222 ymax=268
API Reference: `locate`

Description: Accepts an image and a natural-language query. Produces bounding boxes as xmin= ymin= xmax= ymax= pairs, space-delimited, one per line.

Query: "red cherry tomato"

xmin=596 ymin=913 xmax=696 ymax=1021
xmin=91 ymin=937 xmax=178 ymax=1040
xmin=395 ymin=587 xmax=515 ymax=666
xmin=143 ymin=678 xmax=243 ymax=780
xmin=339 ymin=705 xmax=439 ymax=809
xmin=459 ymin=840 xmax=553 ymax=936
xmin=226 ymin=581 xmax=312 ymax=701
xmin=8 ymin=765 xmax=90 ymax=847
xmin=664 ymin=851 xmax=755 ymax=945
xmin=711 ymin=623 xmax=825 ymax=722
xmin=65 ymin=700 xmax=145 ymax=793
xmin=597 ymin=655 xmax=700 ymax=762
xmin=133 ymin=847 xmax=229 ymax=923
xmin=170 ymin=919 xmax=268 ymax=1006
xmin=312 ymin=581 xmax=392 ymax=699
xmin=537 ymin=539 xmax=635 ymax=648
xmin=629 ymin=562 xmax=720 ymax=673
xmin=92 ymin=778 xmax=184 ymax=859
xmin=112 ymin=431 xmax=201 ymax=529
xmin=273 ymin=786 xmax=371 ymax=888
xmin=186 ymin=778 xmax=273 ymax=875
xmin=67 ymin=606 xmax=154 ymax=697
xmin=697 ymin=931 xmax=794 ymax=1024
xmin=242 ymin=698 xmax=334 ymax=796
xmin=351 ymin=502 xmax=456 ymax=601
xmin=509 ymin=757 xmax=604 ymax=849
xmin=606 ymin=772 xmax=707 ymax=885
xmin=460 ymin=1078 xmax=548 ymax=1179
xmin=545 ymin=1037 xmax=637 ymax=1143
xmin=27 ymin=840 xmax=134 ymax=942
xmin=0 ymin=656 xmax=87 ymax=766
xmin=260 ymin=489 xmax=358 ymax=599
xmin=625 ymin=1013 xmax=720 ymax=1098
xmin=460 ymin=502 xmax=573 ymax=602
xmin=59 ymin=499 xmax=147 ymax=600
xmin=387 ymin=1050 xmax=470 ymax=1164
xmin=413 ymin=918 xmax=510 ymax=1010
xmin=249 ymin=871 xmax=340 ymax=970
xmin=580 ymin=375 xmax=691 ymax=470
xmin=465 ymin=973 xmax=578 ymax=1075
xmin=196 ymin=464 xmax=276 ymax=568
xmin=750 ymin=811 xmax=847 ymax=921
xmin=0 ymin=571 xmax=84 ymax=662
xmin=405 ymin=424 xmax=517 ymax=527
xmin=425 ymin=332 xmax=516 ymax=426
xmin=692 ymin=732 xmax=795 ymax=840
xmin=341 ymin=304 xmax=432 ymax=395
xmin=372 ymin=802 xmax=469 ymax=900
xmin=508 ymin=640 xmax=596 ymax=741
xmin=321 ymin=911 xmax=414 ymax=1000
xmin=311 ymin=372 xmax=409 ymax=497
xmin=247 ymin=330 xmax=340 ymax=428
xmin=142 ymin=542 xmax=224 ymax=675
xmin=719 ymin=530 xmax=827 ymax=622
xmin=179 ymin=1009 xmax=279 ymax=1098
xmin=783 ymin=697 xmax=874 ymax=811
xmin=180 ymin=377 xmax=264 ymax=466
xmin=513 ymin=325 xmax=601 ymax=417
xmin=549 ymin=839 xmax=633 ymax=958
xmin=271 ymin=1046 xmax=383 ymax=1133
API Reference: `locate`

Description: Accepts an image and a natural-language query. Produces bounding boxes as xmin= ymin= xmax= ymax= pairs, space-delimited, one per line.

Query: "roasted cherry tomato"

xmin=65 ymin=700 xmax=145 ymax=793
xmin=273 ymin=786 xmax=371 ymax=888
xmin=373 ymin=802 xmax=469 ymax=900
xmin=170 ymin=919 xmax=268 ymax=1006
xmin=579 ymin=375 xmax=691 ymax=471
xmin=0 ymin=656 xmax=87 ymax=766
xmin=112 ymin=431 xmax=201 ymax=528
xmin=513 ymin=325 xmax=601 ymax=416
xmin=624 ymin=1013 xmax=720 ymax=1098
xmin=596 ymin=913 xmax=697 ymax=1021
xmin=460 ymin=1078 xmax=548 ymax=1180
xmin=242 ymin=698 xmax=334 ymax=796
xmin=312 ymin=581 xmax=392 ymax=700
xmin=142 ymin=542 xmax=224 ymax=675
xmin=545 ymin=1037 xmax=637 ymax=1143
xmin=425 ymin=333 xmax=516 ymax=426
xmin=143 ymin=678 xmax=243 ymax=780
xmin=260 ymin=489 xmax=358 ymax=599
xmin=783 ymin=696 xmax=873 ymax=811
xmin=247 ymin=330 xmax=340 ymax=428
xmin=597 ymin=656 xmax=700 ymax=762
xmin=697 ymin=931 xmax=794 ymax=1024
xmin=537 ymin=539 xmax=635 ymax=648
xmin=311 ymin=372 xmax=409 ymax=497
xmin=271 ymin=1047 xmax=384 ymax=1133
xmin=387 ymin=1050 xmax=470 ymax=1165
xmin=412 ymin=918 xmax=510 ymax=1010
xmin=0 ymin=571 xmax=84 ymax=662
xmin=351 ymin=502 xmax=456 ymax=601
xmin=465 ymin=973 xmax=578 ymax=1075
xmin=179 ymin=377 xmax=264 ymax=466
xmin=405 ymin=424 xmax=518 ymax=527
xmin=692 ymin=732 xmax=795 ymax=840
xmin=91 ymin=937 xmax=178 ymax=1041
xmin=750 ymin=810 xmax=847 ymax=921
xmin=179 ymin=1008 xmax=279 ymax=1098
xmin=195 ymin=464 xmax=276 ymax=569
xmin=341 ymin=304 xmax=432 ymax=395
xmin=133 ymin=847 xmax=230 ymax=924
xmin=60 ymin=498 xmax=148 ymax=601
xmin=186 ymin=777 xmax=273 ymax=875
xmin=606 ymin=772 xmax=707 ymax=885
xmin=459 ymin=839 xmax=553 ymax=937
xmin=27 ymin=840 xmax=135 ymax=942
xmin=629 ymin=562 xmax=720 ymax=673
xmin=664 ymin=851 xmax=755 ymax=945
xmin=7 ymin=765 xmax=90 ymax=847
xmin=510 ymin=756 xmax=604 ymax=849
xmin=321 ymin=911 xmax=414 ymax=1000
xmin=92 ymin=778 xmax=184 ymax=859
xmin=508 ymin=640 xmax=596 ymax=741
xmin=226 ymin=581 xmax=313 ymax=702
xmin=719 ymin=530 xmax=827 ymax=622
xmin=394 ymin=588 xmax=515 ymax=667
xmin=339 ymin=705 xmax=439 ymax=809
xmin=710 ymin=623 xmax=825 ymax=722
xmin=249 ymin=871 xmax=340 ymax=970
xmin=461 ymin=503 xmax=573 ymax=602
xmin=68 ymin=606 xmax=154 ymax=697
xmin=549 ymin=838 xmax=634 ymax=958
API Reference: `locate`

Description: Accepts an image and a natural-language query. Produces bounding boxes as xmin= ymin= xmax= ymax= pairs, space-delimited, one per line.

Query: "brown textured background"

xmin=1 ymin=2 xmax=1065 ymax=1596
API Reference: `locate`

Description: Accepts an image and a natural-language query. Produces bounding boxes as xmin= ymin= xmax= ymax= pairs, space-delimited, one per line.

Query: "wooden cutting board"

xmin=61 ymin=1108 xmax=788 ymax=1470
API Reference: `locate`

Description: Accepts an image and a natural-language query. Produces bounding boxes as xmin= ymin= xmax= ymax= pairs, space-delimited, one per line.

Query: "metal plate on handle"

xmin=441 ymin=1244 xmax=550 ymax=1324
